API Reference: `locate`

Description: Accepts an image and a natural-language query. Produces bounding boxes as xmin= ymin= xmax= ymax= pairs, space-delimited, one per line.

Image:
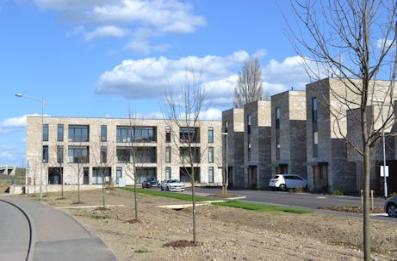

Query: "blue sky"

xmin=0 ymin=0 xmax=311 ymax=165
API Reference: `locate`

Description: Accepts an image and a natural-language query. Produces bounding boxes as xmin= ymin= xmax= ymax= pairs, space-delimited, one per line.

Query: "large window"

xmin=180 ymin=127 xmax=200 ymax=143
xmin=275 ymin=107 xmax=281 ymax=160
xmin=208 ymin=127 xmax=214 ymax=143
xmin=165 ymin=167 xmax=171 ymax=180
xmin=68 ymin=146 xmax=89 ymax=163
xmin=312 ymin=97 xmax=318 ymax=157
xmin=42 ymin=145 xmax=48 ymax=163
xmin=208 ymin=167 xmax=214 ymax=183
xmin=165 ymin=126 xmax=171 ymax=143
xmin=116 ymin=126 xmax=156 ymax=143
xmin=68 ymin=125 xmax=89 ymax=142
xmin=208 ymin=147 xmax=214 ymax=163
xmin=180 ymin=147 xmax=200 ymax=163
xmin=100 ymin=125 xmax=107 ymax=142
xmin=165 ymin=147 xmax=171 ymax=163
xmin=100 ymin=146 xmax=107 ymax=163
xmin=57 ymin=124 xmax=64 ymax=142
xmin=116 ymin=147 xmax=156 ymax=163
xmin=43 ymin=124 xmax=49 ymax=142
xmin=247 ymin=114 xmax=252 ymax=134
xmin=57 ymin=145 xmax=64 ymax=164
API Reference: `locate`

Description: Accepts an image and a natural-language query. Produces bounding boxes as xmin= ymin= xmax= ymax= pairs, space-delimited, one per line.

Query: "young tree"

xmin=164 ymin=70 xmax=206 ymax=244
xmin=91 ymin=130 xmax=116 ymax=209
xmin=51 ymin=144 xmax=65 ymax=199
xmin=70 ymin=143 xmax=88 ymax=204
xmin=234 ymin=57 xmax=263 ymax=108
xmin=287 ymin=1 xmax=396 ymax=259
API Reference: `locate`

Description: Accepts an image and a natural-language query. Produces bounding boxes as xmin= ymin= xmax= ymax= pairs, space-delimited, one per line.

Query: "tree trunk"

xmin=61 ymin=168 xmax=64 ymax=199
xmin=191 ymin=165 xmax=196 ymax=244
xmin=102 ymin=170 xmax=106 ymax=209
xmin=134 ymin=180 xmax=138 ymax=220
xmin=77 ymin=168 xmax=81 ymax=204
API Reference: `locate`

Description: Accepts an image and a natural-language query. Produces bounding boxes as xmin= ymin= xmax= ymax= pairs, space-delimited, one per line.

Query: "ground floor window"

xmin=165 ymin=167 xmax=171 ymax=180
xmin=92 ymin=167 xmax=111 ymax=184
xmin=136 ymin=168 xmax=156 ymax=183
xmin=48 ymin=167 xmax=62 ymax=185
xmin=180 ymin=167 xmax=200 ymax=183
xmin=208 ymin=167 xmax=214 ymax=183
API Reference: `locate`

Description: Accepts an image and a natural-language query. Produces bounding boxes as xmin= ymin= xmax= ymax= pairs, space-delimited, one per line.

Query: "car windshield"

xmin=168 ymin=180 xmax=179 ymax=183
xmin=274 ymin=175 xmax=279 ymax=179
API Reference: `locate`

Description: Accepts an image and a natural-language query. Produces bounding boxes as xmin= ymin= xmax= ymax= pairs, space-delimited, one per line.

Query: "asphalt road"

xmin=0 ymin=200 xmax=31 ymax=260
xmin=185 ymin=187 xmax=397 ymax=222
xmin=0 ymin=196 xmax=116 ymax=261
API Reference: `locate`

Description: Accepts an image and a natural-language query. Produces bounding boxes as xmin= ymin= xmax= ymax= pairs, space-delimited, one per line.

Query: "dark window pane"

xmin=57 ymin=124 xmax=64 ymax=142
xmin=43 ymin=124 xmax=49 ymax=142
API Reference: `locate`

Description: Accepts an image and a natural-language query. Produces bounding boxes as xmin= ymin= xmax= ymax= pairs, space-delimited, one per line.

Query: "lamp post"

xmin=222 ymin=132 xmax=228 ymax=195
xmin=15 ymin=93 xmax=46 ymax=200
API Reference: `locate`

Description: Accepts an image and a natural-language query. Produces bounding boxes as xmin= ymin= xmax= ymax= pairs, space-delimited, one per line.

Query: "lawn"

xmin=120 ymin=187 xmax=312 ymax=214
xmin=120 ymin=187 xmax=211 ymax=202
xmin=212 ymin=200 xmax=312 ymax=214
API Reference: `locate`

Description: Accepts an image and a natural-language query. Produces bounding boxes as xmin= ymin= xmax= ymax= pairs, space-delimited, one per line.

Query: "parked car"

xmin=268 ymin=174 xmax=307 ymax=191
xmin=385 ymin=195 xmax=397 ymax=218
xmin=142 ymin=178 xmax=159 ymax=188
xmin=160 ymin=179 xmax=185 ymax=192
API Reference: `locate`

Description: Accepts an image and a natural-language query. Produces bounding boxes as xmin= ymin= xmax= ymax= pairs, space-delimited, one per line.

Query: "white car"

xmin=160 ymin=179 xmax=185 ymax=192
xmin=268 ymin=174 xmax=307 ymax=191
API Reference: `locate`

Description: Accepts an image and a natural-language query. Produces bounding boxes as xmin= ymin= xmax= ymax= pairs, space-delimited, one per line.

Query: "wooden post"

xmin=370 ymin=190 xmax=374 ymax=211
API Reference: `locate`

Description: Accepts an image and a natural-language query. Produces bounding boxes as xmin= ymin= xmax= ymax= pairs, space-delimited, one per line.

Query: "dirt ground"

xmin=32 ymin=189 xmax=397 ymax=261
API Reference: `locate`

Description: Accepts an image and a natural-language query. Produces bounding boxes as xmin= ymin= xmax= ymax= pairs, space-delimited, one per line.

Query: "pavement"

xmin=0 ymin=196 xmax=116 ymax=261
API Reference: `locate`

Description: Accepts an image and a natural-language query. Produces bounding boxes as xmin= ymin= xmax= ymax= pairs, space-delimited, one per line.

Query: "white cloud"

xmin=96 ymin=51 xmax=250 ymax=106
xmin=376 ymin=38 xmax=395 ymax=49
xmin=31 ymin=0 xmax=205 ymax=53
xmin=199 ymin=108 xmax=222 ymax=120
xmin=85 ymin=25 xmax=129 ymax=41
xmin=96 ymin=51 xmax=313 ymax=108
xmin=0 ymin=114 xmax=40 ymax=133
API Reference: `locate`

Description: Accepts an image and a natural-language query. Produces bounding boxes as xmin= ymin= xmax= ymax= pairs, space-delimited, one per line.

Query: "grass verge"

xmin=213 ymin=200 xmax=312 ymax=214
xmin=120 ymin=187 xmax=211 ymax=202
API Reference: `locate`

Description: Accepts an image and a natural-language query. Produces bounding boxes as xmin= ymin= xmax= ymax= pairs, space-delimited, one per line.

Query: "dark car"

xmin=385 ymin=195 xmax=397 ymax=218
xmin=142 ymin=178 xmax=159 ymax=188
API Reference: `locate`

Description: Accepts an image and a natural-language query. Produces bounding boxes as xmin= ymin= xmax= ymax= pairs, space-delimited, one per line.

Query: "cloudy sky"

xmin=0 ymin=0 xmax=310 ymax=165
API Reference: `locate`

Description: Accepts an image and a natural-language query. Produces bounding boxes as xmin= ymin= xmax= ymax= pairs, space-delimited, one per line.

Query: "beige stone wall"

xmin=26 ymin=116 xmax=223 ymax=187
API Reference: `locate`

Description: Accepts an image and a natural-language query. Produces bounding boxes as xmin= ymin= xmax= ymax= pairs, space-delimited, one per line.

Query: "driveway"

xmin=0 ymin=196 xmax=116 ymax=261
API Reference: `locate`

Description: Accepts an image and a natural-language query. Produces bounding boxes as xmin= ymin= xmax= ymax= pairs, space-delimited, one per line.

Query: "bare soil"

xmin=32 ymin=189 xmax=397 ymax=261
xmin=319 ymin=205 xmax=384 ymax=213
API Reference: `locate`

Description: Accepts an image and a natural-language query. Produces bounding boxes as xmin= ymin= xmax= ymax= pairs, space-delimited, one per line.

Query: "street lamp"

xmin=15 ymin=93 xmax=46 ymax=200
xmin=222 ymin=132 xmax=228 ymax=195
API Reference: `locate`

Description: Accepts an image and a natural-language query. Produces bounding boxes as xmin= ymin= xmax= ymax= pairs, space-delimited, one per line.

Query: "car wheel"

xmin=166 ymin=186 xmax=170 ymax=191
xmin=387 ymin=203 xmax=397 ymax=218
xmin=279 ymin=184 xmax=287 ymax=191
xmin=161 ymin=186 xmax=164 ymax=191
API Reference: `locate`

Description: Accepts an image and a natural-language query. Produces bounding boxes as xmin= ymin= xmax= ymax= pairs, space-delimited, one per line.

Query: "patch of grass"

xmin=212 ymin=200 xmax=312 ymax=214
xmin=120 ymin=187 xmax=210 ymax=202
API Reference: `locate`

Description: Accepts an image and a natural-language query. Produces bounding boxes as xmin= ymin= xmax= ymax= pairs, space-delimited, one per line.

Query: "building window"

xmin=208 ymin=147 xmax=214 ymax=163
xmin=208 ymin=167 xmax=214 ymax=183
xmin=100 ymin=146 xmax=107 ymax=163
xmin=57 ymin=145 xmax=64 ymax=164
xmin=116 ymin=126 xmax=156 ymax=143
xmin=180 ymin=147 xmax=200 ymax=163
xmin=208 ymin=127 xmax=214 ymax=143
xmin=224 ymin=121 xmax=229 ymax=133
xmin=165 ymin=126 xmax=171 ymax=143
xmin=180 ymin=127 xmax=200 ymax=143
xmin=165 ymin=147 xmax=171 ymax=163
xmin=248 ymin=143 xmax=252 ymax=162
xmin=165 ymin=167 xmax=171 ymax=180
xmin=68 ymin=146 xmax=89 ymax=163
xmin=312 ymin=97 xmax=318 ymax=157
xmin=57 ymin=124 xmax=64 ymax=142
xmin=68 ymin=125 xmax=89 ymax=142
xmin=43 ymin=124 xmax=49 ymax=142
xmin=275 ymin=107 xmax=281 ymax=160
xmin=247 ymin=114 xmax=252 ymax=134
xmin=42 ymin=145 xmax=48 ymax=163
xmin=116 ymin=147 xmax=156 ymax=163
xmin=100 ymin=125 xmax=107 ymax=142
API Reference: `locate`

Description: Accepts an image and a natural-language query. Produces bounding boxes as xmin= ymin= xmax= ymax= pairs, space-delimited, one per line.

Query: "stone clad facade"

xmin=222 ymin=108 xmax=244 ymax=188
xmin=271 ymin=91 xmax=307 ymax=178
xmin=243 ymin=101 xmax=272 ymax=189
xmin=26 ymin=116 xmax=222 ymax=192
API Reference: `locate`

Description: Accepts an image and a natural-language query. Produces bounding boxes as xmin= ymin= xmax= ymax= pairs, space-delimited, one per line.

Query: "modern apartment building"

xmin=243 ymin=101 xmax=272 ymax=189
xmin=222 ymin=108 xmax=244 ymax=188
xmin=306 ymin=78 xmax=397 ymax=193
xmin=347 ymin=104 xmax=397 ymax=194
xmin=26 ymin=116 xmax=222 ymax=191
xmin=271 ymin=91 xmax=307 ymax=178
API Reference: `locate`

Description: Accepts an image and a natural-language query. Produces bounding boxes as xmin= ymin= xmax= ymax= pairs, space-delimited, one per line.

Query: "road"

xmin=0 ymin=199 xmax=31 ymax=260
xmin=0 ymin=196 xmax=116 ymax=261
xmin=184 ymin=187 xmax=397 ymax=222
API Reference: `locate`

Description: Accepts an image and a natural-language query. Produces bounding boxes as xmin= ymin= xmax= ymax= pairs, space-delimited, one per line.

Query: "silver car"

xmin=385 ymin=195 xmax=397 ymax=218
xmin=160 ymin=179 xmax=185 ymax=192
